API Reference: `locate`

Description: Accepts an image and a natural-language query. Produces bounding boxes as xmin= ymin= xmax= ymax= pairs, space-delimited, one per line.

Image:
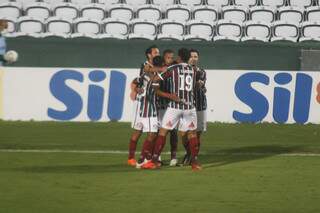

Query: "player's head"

xmin=189 ymin=49 xmax=200 ymax=66
xmin=177 ymin=48 xmax=190 ymax=63
xmin=152 ymin=55 xmax=164 ymax=67
xmin=163 ymin=49 xmax=174 ymax=66
xmin=145 ymin=45 xmax=160 ymax=63
xmin=0 ymin=20 xmax=8 ymax=33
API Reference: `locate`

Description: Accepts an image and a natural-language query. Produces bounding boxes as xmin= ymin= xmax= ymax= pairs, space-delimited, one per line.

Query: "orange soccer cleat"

xmin=141 ymin=161 xmax=161 ymax=169
xmin=127 ymin=158 xmax=137 ymax=167
xmin=191 ymin=163 xmax=202 ymax=171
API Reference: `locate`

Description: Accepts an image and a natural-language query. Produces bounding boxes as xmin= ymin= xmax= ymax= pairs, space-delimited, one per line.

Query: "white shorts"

xmin=131 ymin=100 xmax=158 ymax=133
xmin=158 ymin=109 xmax=166 ymax=124
xmin=161 ymin=107 xmax=197 ymax=132
xmin=197 ymin=110 xmax=207 ymax=132
xmin=131 ymin=100 xmax=142 ymax=130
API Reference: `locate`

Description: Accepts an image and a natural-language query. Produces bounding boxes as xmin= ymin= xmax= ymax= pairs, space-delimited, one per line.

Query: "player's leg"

xmin=137 ymin=117 xmax=158 ymax=169
xmin=180 ymin=109 xmax=201 ymax=170
xmin=180 ymin=131 xmax=191 ymax=166
xmin=169 ymin=129 xmax=178 ymax=166
xmin=196 ymin=110 xmax=207 ymax=151
xmin=128 ymin=100 xmax=143 ymax=166
xmin=128 ymin=129 xmax=142 ymax=166
xmin=144 ymin=108 xmax=181 ymax=169
xmin=187 ymin=130 xmax=202 ymax=171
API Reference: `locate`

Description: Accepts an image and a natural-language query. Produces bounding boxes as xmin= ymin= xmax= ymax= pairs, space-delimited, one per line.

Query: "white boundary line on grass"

xmin=0 ymin=149 xmax=320 ymax=156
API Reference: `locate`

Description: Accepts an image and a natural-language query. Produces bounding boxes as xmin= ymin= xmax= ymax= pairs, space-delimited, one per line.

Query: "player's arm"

xmin=144 ymin=63 xmax=167 ymax=73
xmin=131 ymin=77 xmax=144 ymax=94
xmin=152 ymin=83 xmax=180 ymax=102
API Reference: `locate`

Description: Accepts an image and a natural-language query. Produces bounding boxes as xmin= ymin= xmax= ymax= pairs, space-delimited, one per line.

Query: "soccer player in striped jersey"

xmin=127 ymin=45 xmax=160 ymax=167
xmin=144 ymin=48 xmax=202 ymax=171
xmin=158 ymin=49 xmax=179 ymax=166
xmin=182 ymin=49 xmax=207 ymax=165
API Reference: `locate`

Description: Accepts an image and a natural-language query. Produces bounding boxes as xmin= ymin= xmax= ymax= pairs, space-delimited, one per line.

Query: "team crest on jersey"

xmin=166 ymin=121 xmax=173 ymax=128
xmin=189 ymin=122 xmax=195 ymax=128
xmin=136 ymin=122 xmax=143 ymax=129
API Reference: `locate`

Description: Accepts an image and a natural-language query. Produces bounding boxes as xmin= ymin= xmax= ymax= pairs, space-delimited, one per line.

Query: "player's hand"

xmin=197 ymin=80 xmax=205 ymax=87
xmin=168 ymin=94 xmax=181 ymax=102
xmin=136 ymin=88 xmax=144 ymax=94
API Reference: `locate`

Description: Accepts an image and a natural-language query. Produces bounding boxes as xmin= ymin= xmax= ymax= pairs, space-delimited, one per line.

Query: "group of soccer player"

xmin=127 ymin=45 xmax=207 ymax=171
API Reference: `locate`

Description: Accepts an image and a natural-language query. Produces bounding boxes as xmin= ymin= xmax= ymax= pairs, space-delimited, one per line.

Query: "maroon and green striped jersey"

xmin=138 ymin=73 xmax=158 ymax=118
xmin=160 ymin=63 xmax=196 ymax=110
xmin=195 ymin=66 xmax=207 ymax=111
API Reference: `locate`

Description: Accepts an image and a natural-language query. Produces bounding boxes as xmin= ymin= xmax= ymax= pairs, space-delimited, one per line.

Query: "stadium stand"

xmin=1 ymin=0 xmax=320 ymax=42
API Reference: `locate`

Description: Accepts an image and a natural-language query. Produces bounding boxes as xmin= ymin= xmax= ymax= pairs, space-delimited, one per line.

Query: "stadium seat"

xmin=14 ymin=16 xmax=44 ymax=37
xmin=42 ymin=17 xmax=72 ymax=38
xmin=53 ymin=3 xmax=79 ymax=20
xmin=100 ymin=17 xmax=129 ymax=39
xmin=157 ymin=19 xmax=185 ymax=40
xmin=192 ymin=5 xmax=219 ymax=22
xmin=179 ymin=0 xmax=203 ymax=7
xmin=0 ymin=2 xmax=22 ymax=19
xmin=241 ymin=20 xmax=271 ymax=42
xmin=124 ymin=0 xmax=148 ymax=11
xmin=0 ymin=17 xmax=17 ymax=33
xmin=73 ymin=17 xmax=101 ymax=34
xmin=222 ymin=5 xmax=248 ymax=22
xmin=109 ymin=4 xmax=134 ymax=21
xmin=24 ymin=2 xmax=51 ymax=20
xmin=80 ymin=4 xmax=106 ymax=20
xmin=70 ymin=0 xmax=93 ymax=6
xmin=288 ymin=0 xmax=313 ymax=8
xmin=278 ymin=6 xmax=304 ymax=23
xmin=136 ymin=4 xmax=162 ymax=21
xmin=206 ymin=0 xmax=230 ymax=8
xmin=214 ymin=19 xmax=242 ymax=41
xmin=260 ymin=0 xmax=286 ymax=7
xmin=271 ymin=20 xmax=299 ymax=42
xmin=299 ymin=21 xmax=320 ymax=41
xmin=249 ymin=6 xmax=276 ymax=23
xmin=128 ymin=18 xmax=157 ymax=40
xmin=166 ymin=4 xmax=191 ymax=22
xmin=151 ymin=0 xmax=176 ymax=12
xmin=233 ymin=0 xmax=257 ymax=7
xmin=184 ymin=19 xmax=214 ymax=41
xmin=306 ymin=6 xmax=320 ymax=22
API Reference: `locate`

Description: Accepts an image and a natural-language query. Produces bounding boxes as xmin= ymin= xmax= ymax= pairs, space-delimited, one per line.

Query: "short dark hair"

xmin=178 ymin=48 xmax=190 ymax=63
xmin=152 ymin=55 xmax=164 ymax=67
xmin=190 ymin=49 xmax=199 ymax=56
xmin=145 ymin=45 xmax=158 ymax=59
xmin=163 ymin=49 xmax=174 ymax=56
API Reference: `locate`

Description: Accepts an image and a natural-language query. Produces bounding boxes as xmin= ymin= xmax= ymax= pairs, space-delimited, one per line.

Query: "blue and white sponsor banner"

xmin=1 ymin=67 xmax=320 ymax=124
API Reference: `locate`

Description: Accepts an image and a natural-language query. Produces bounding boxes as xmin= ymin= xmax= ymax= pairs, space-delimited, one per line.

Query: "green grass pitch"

xmin=0 ymin=121 xmax=320 ymax=213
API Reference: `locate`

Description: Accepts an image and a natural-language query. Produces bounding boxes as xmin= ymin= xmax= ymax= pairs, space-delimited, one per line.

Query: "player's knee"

xmin=131 ymin=130 xmax=142 ymax=141
xmin=159 ymin=128 xmax=168 ymax=137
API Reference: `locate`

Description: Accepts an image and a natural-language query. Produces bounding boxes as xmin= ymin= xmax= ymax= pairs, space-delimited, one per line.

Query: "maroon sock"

xmin=170 ymin=130 xmax=178 ymax=159
xmin=138 ymin=139 xmax=153 ymax=163
xmin=189 ymin=137 xmax=200 ymax=163
xmin=128 ymin=139 xmax=137 ymax=159
xmin=152 ymin=135 xmax=166 ymax=162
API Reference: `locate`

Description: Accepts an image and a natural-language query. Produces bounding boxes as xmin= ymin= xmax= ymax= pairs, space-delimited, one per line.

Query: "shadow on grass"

xmin=11 ymin=145 xmax=303 ymax=174
xmin=200 ymin=145 xmax=304 ymax=169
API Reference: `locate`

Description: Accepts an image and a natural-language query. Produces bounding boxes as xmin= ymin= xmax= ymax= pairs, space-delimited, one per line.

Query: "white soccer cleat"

xmin=169 ymin=158 xmax=178 ymax=167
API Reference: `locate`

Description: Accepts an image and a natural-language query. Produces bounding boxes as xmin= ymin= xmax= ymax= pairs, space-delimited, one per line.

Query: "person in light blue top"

xmin=0 ymin=19 xmax=18 ymax=66
xmin=0 ymin=20 xmax=8 ymax=66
